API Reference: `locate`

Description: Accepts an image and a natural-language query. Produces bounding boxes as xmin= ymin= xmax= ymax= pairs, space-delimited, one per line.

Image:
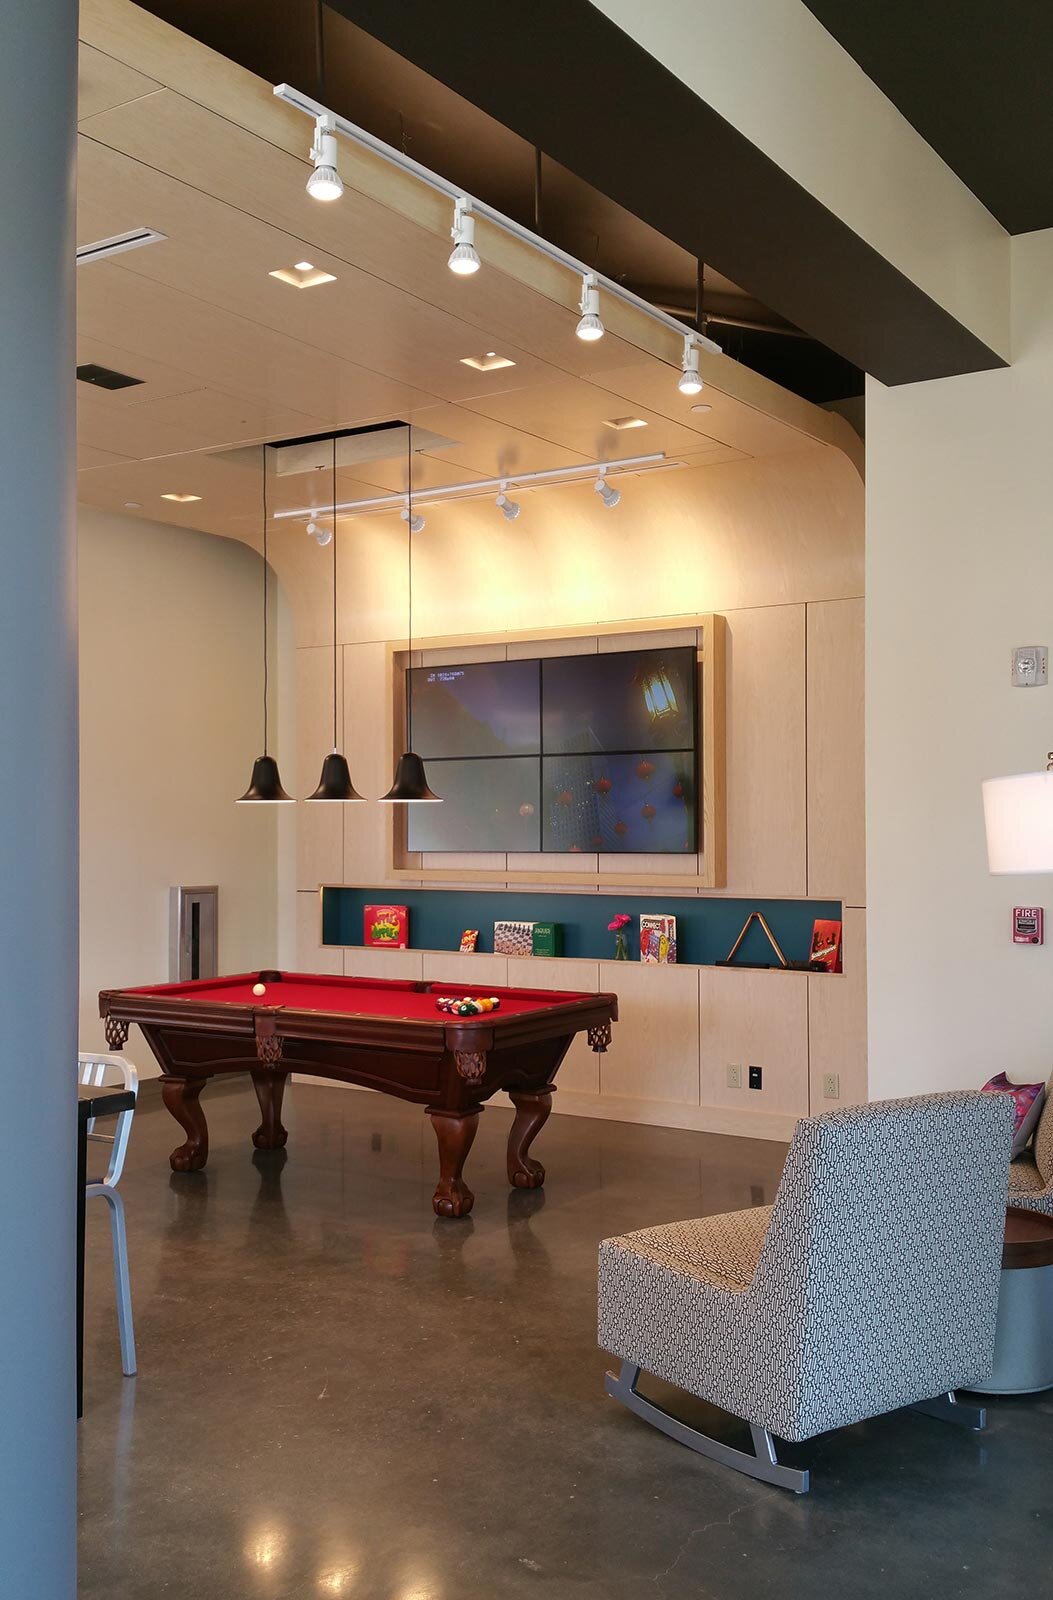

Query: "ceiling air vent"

xmin=76 ymin=363 xmax=145 ymax=392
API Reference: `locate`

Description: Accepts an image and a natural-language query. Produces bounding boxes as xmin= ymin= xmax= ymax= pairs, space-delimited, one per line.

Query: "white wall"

xmin=78 ymin=506 xmax=292 ymax=1073
xmin=867 ymin=228 xmax=1053 ymax=1098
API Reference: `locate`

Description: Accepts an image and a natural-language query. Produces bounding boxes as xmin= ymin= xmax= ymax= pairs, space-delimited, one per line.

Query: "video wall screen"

xmin=407 ymin=646 xmax=697 ymax=855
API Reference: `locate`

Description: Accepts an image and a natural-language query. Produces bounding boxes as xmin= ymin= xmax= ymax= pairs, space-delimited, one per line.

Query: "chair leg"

xmin=605 ymin=1361 xmax=809 ymax=1494
xmin=911 ymin=1391 xmax=986 ymax=1431
xmin=96 ymin=1187 xmax=137 ymax=1376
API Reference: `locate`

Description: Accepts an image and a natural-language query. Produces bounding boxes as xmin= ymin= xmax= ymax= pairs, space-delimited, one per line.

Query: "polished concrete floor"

xmin=79 ymin=1081 xmax=1052 ymax=1599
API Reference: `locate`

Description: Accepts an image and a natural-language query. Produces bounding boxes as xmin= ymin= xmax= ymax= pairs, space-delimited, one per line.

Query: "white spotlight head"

xmin=678 ymin=336 xmax=704 ymax=395
xmin=448 ymin=198 xmax=481 ymax=275
xmin=594 ymin=476 xmax=621 ymax=509
xmin=307 ymin=114 xmax=343 ymax=202
xmin=306 ymin=518 xmax=333 ymax=547
xmin=400 ymin=506 xmax=426 ymax=534
xmin=575 ymin=273 xmax=605 ymax=342
xmin=496 ymin=486 xmax=521 ymax=522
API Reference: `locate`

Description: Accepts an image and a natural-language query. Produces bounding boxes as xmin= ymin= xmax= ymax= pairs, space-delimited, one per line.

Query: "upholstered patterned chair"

xmin=598 ymin=1092 xmax=1014 ymax=1493
xmin=1007 ymin=1073 xmax=1053 ymax=1214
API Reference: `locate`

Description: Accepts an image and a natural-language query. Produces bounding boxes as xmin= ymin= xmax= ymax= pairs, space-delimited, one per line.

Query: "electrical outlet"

xmin=822 ymin=1072 xmax=840 ymax=1100
xmin=748 ymin=1065 xmax=762 ymax=1091
xmin=726 ymin=1063 xmax=742 ymax=1089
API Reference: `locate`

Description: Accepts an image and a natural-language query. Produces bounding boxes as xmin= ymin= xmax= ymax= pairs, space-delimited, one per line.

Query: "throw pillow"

xmin=981 ymin=1072 xmax=1046 ymax=1158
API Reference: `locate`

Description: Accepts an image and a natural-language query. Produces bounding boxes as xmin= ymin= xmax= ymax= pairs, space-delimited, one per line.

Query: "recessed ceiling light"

xmin=460 ymin=352 xmax=516 ymax=371
xmin=691 ymin=402 xmax=714 ymax=415
xmin=161 ymin=492 xmax=202 ymax=503
xmin=603 ymin=416 xmax=648 ymax=431
xmin=124 ymin=501 xmax=142 ymax=509
xmin=269 ymin=263 xmax=337 ymax=288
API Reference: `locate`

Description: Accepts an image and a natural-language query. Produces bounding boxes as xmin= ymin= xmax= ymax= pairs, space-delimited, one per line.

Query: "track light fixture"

xmin=306 ymin=113 xmax=343 ymax=201
xmin=305 ymin=518 xmax=332 ymax=546
xmin=595 ymin=476 xmax=621 ymax=510
xmin=400 ymin=505 xmax=425 ymax=534
xmin=575 ymin=273 xmax=604 ymax=342
xmin=496 ymin=484 xmax=521 ymax=522
xmin=447 ymin=198 xmax=480 ymax=275
xmin=678 ymin=336 xmax=704 ymax=396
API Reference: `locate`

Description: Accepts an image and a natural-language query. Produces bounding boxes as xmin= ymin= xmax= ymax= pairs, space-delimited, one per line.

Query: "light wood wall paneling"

xmin=701 ymin=614 xmax=728 ymax=887
xmin=807 ymin=598 xmax=865 ymax=903
xmin=344 ymin=946 xmax=424 ymax=982
xmin=422 ymin=952 xmax=510 ymax=989
xmin=700 ymin=966 xmax=810 ymax=1119
xmin=295 ymin=890 xmax=343 ymax=974
xmin=724 ymin=606 xmax=807 ymax=895
xmin=808 ymin=906 xmax=868 ymax=1111
xmin=506 ymin=956 xmax=602 ymax=1093
xmin=295 ymin=646 xmax=344 ymax=890
xmin=596 ymin=962 xmax=701 ymax=1104
xmin=343 ymin=642 xmax=397 ymax=886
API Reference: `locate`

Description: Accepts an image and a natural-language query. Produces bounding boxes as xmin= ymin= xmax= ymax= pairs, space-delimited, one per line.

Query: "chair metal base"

xmin=605 ymin=1362 xmax=809 ymax=1494
xmin=910 ymin=1391 xmax=986 ymax=1430
xmin=86 ymin=1183 xmax=137 ymax=1376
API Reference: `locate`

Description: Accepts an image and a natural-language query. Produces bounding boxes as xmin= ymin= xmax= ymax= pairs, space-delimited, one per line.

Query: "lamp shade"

xmin=306 ymin=751 xmax=365 ymax=802
xmin=236 ymin=754 xmax=294 ymax=804
xmin=982 ymin=770 xmax=1053 ymax=873
xmin=379 ymin=751 xmax=442 ymax=803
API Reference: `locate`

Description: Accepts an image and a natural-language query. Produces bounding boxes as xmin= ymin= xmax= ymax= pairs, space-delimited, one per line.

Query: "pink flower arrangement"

xmin=607 ymin=913 xmax=631 ymax=932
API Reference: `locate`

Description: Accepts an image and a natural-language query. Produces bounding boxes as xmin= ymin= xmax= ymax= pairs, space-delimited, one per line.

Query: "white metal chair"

xmin=79 ymin=1053 xmax=138 ymax=1376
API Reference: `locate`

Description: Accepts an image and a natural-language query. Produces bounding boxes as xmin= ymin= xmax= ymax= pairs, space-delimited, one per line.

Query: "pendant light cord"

xmin=262 ymin=443 xmax=269 ymax=754
xmin=406 ymin=424 xmax=414 ymax=750
xmin=332 ymin=434 xmax=338 ymax=749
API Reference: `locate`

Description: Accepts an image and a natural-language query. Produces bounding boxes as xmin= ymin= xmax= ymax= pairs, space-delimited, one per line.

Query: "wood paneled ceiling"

xmin=76 ymin=0 xmax=860 ymax=552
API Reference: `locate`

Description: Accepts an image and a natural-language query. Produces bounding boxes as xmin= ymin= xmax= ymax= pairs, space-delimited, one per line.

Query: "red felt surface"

xmin=124 ymin=971 xmax=593 ymax=1021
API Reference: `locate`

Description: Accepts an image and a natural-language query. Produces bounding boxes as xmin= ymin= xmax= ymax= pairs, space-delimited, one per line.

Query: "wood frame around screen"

xmin=384 ymin=614 xmax=727 ymax=889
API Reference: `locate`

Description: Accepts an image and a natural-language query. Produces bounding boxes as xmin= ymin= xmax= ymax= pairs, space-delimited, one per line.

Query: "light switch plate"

xmin=1012 ymin=645 xmax=1048 ymax=687
xmin=726 ymin=1063 xmax=742 ymax=1089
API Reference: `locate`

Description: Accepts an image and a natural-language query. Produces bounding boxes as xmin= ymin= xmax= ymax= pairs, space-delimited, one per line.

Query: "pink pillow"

xmin=981 ymin=1072 xmax=1046 ymax=1157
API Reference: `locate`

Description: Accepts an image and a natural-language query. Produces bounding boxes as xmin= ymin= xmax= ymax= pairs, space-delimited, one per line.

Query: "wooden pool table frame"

xmin=99 ymin=972 xmax=618 ymax=1216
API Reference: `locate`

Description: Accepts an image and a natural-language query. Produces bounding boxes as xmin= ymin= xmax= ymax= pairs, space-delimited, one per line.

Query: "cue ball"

xmin=252 ymin=983 xmax=267 ymax=997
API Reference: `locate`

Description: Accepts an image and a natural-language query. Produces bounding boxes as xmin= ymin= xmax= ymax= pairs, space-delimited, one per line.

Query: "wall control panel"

xmin=1011 ymin=646 xmax=1048 ymax=687
xmin=1013 ymin=907 xmax=1044 ymax=945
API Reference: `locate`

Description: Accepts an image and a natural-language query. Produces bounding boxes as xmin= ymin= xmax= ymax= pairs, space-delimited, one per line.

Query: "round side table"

xmin=968 ymin=1206 xmax=1053 ymax=1395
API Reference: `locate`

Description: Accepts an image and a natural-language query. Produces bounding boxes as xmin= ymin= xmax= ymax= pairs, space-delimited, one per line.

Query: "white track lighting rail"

xmin=273 ymin=452 xmax=670 ymax=523
xmin=273 ymin=84 xmax=720 ymax=374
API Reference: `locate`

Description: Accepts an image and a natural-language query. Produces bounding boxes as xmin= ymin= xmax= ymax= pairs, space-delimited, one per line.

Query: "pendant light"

xmin=380 ymin=427 xmax=442 ymax=804
xmin=306 ymin=436 xmax=365 ymax=803
xmin=237 ymin=446 xmax=293 ymax=803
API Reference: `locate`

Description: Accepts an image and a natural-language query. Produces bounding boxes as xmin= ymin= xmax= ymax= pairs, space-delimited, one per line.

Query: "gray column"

xmin=0 ymin=1 xmax=80 ymax=1594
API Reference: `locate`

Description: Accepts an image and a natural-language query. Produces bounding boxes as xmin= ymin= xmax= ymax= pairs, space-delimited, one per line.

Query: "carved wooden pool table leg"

xmin=251 ymin=1070 xmax=289 ymax=1150
xmin=161 ymin=1076 xmax=209 ymax=1172
xmin=507 ymin=1088 xmax=553 ymax=1189
xmin=427 ymin=1108 xmax=480 ymax=1218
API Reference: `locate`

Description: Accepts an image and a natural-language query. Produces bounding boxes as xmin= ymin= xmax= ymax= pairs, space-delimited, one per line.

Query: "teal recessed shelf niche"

xmin=321 ymin=886 xmax=841 ymax=969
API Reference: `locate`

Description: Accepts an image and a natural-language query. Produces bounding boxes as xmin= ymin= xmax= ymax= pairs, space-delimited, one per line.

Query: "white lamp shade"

xmin=982 ymin=770 xmax=1053 ymax=873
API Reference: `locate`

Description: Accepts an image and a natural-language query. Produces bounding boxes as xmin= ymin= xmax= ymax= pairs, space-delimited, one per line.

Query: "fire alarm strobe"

xmin=1013 ymin=907 xmax=1044 ymax=945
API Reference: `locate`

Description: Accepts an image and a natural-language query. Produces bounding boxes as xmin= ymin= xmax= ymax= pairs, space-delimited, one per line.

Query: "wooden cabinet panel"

xmin=295 ymin=890 xmax=343 ymax=974
xmin=507 ymin=956 xmax=601 ymax=1092
xmin=344 ymin=946 xmax=424 ymax=981
xmin=807 ymin=598 xmax=865 ymax=902
xmin=422 ymin=951 xmax=509 ymax=989
xmin=295 ymin=646 xmax=343 ymax=890
xmin=596 ymin=962 xmax=700 ymax=1104
xmin=724 ymin=606 xmax=807 ymax=895
xmin=700 ymin=966 xmax=809 ymax=1119
xmin=808 ymin=907 xmax=867 ymax=1110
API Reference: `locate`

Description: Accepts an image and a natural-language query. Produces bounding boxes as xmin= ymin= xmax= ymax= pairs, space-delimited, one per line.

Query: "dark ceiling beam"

xmin=330 ymin=0 xmax=1005 ymax=386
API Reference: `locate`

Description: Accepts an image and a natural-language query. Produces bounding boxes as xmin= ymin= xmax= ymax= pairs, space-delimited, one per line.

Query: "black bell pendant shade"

xmin=238 ymin=448 xmax=293 ymax=804
xmin=237 ymin=754 xmax=294 ymax=804
xmin=383 ymin=427 xmax=442 ymax=804
xmin=308 ymin=750 xmax=365 ymax=802
xmin=306 ymin=436 xmax=365 ymax=803
xmin=379 ymin=751 xmax=441 ymax=803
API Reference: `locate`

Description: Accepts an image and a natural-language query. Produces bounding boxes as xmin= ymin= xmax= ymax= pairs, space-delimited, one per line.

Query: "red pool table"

xmin=99 ymin=970 xmax=617 ymax=1216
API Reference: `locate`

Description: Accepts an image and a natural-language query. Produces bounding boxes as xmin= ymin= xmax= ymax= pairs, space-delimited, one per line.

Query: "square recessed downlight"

xmin=269 ymin=263 xmax=337 ymax=288
xmin=603 ymin=416 xmax=648 ymax=430
xmin=460 ymin=352 xmax=516 ymax=371
xmin=161 ymin=492 xmax=202 ymax=503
